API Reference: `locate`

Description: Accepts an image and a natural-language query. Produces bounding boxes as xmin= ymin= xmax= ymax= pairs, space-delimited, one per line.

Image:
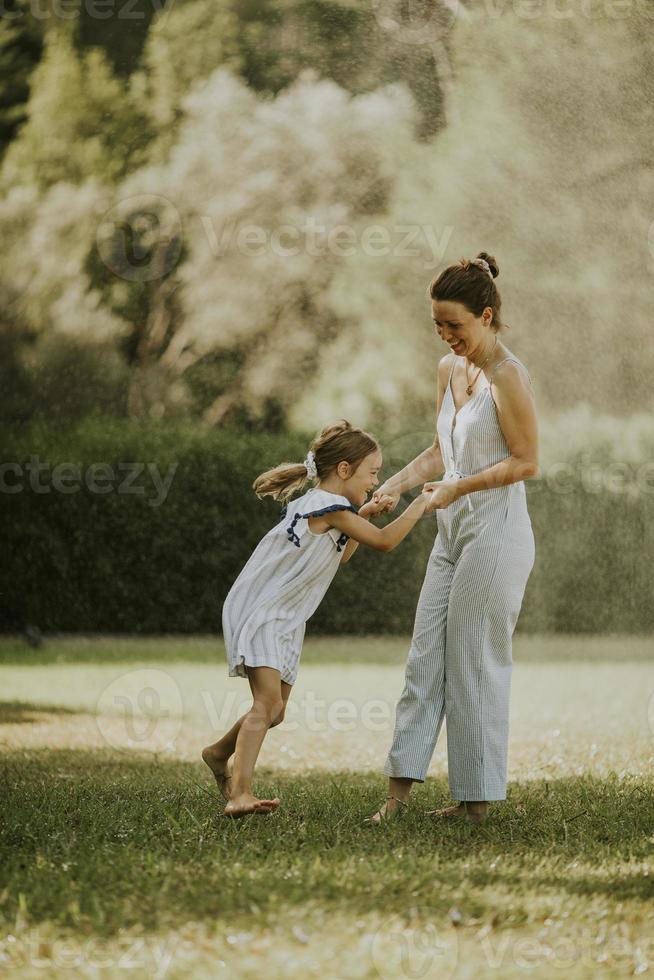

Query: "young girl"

xmin=202 ymin=420 xmax=435 ymax=818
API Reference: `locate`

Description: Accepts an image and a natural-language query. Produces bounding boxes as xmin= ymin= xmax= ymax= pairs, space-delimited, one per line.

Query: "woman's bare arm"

xmin=376 ymin=355 xmax=451 ymax=499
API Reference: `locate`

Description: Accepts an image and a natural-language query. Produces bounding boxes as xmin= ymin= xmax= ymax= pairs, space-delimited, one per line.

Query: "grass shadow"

xmin=0 ymin=701 xmax=88 ymax=724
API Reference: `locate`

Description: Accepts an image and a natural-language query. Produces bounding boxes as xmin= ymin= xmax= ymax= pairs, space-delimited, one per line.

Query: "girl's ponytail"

xmin=253 ymin=419 xmax=378 ymax=503
xmin=253 ymin=462 xmax=312 ymax=502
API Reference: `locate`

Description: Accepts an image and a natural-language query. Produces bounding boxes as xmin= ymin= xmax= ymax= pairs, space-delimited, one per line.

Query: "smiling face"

xmin=341 ymin=449 xmax=382 ymax=506
xmin=431 ymin=299 xmax=494 ymax=358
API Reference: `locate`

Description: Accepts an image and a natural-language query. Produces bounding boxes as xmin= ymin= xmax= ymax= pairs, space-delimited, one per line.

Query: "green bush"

xmin=1 ymin=419 xmax=652 ymax=634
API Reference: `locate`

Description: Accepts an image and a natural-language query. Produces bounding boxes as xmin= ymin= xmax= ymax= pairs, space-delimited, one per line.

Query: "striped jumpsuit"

xmin=384 ymin=354 xmax=536 ymax=801
xmin=222 ymin=488 xmax=355 ymax=686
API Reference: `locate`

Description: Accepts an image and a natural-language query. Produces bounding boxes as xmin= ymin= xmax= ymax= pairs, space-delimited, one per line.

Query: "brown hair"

xmin=428 ymin=251 xmax=508 ymax=332
xmin=253 ymin=420 xmax=379 ymax=503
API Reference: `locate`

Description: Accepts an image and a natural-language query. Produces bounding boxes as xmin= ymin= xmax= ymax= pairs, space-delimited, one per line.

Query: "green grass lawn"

xmin=1 ymin=634 xmax=653 ymax=978
xmin=1 ymin=632 xmax=652 ymax=666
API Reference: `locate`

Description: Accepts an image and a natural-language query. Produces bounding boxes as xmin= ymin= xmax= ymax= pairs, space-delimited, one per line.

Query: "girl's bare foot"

xmin=201 ymin=746 xmax=233 ymax=801
xmin=223 ymin=793 xmax=281 ymax=819
xmin=425 ymin=801 xmax=489 ymax=824
xmin=366 ymin=795 xmax=408 ymax=824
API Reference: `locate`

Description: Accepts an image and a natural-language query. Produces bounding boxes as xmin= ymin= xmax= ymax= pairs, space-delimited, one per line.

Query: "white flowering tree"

xmin=2 ymin=8 xmax=653 ymax=427
xmin=110 ymin=67 xmax=419 ymax=424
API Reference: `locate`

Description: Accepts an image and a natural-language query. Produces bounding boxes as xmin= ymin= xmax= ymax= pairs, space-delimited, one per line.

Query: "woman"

xmin=369 ymin=252 xmax=539 ymax=824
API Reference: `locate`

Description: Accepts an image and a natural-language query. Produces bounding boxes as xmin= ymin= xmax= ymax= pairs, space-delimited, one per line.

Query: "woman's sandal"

xmin=424 ymin=802 xmax=489 ymax=824
xmin=364 ymin=796 xmax=409 ymax=825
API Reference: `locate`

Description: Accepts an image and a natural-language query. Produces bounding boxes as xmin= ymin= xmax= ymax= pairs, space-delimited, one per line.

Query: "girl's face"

xmin=342 ymin=449 xmax=382 ymax=506
xmin=431 ymin=299 xmax=493 ymax=358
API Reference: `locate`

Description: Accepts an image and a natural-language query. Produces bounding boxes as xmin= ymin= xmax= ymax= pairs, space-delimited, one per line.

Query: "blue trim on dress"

xmin=286 ymin=504 xmax=356 ymax=551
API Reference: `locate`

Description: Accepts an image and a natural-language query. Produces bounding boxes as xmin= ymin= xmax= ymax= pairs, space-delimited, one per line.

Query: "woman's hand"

xmin=421 ymin=480 xmax=461 ymax=512
xmin=360 ymin=494 xmax=395 ymax=519
xmin=372 ymin=485 xmax=401 ymax=512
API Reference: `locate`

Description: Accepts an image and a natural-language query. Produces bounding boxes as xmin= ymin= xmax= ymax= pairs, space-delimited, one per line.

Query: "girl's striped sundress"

xmin=222 ymin=488 xmax=356 ymax=685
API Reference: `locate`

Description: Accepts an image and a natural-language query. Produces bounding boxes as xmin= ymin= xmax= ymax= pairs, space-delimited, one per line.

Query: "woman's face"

xmin=431 ymin=299 xmax=493 ymax=358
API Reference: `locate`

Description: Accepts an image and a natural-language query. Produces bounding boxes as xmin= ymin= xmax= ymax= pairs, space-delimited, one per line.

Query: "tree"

xmin=1 ymin=28 xmax=152 ymax=190
xmin=131 ymin=0 xmax=242 ymax=161
xmin=0 ymin=179 xmax=127 ymax=341
xmin=0 ymin=0 xmax=44 ymax=160
xmin=107 ymin=68 xmax=417 ymax=424
xmin=232 ymin=0 xmax=451 ymax=138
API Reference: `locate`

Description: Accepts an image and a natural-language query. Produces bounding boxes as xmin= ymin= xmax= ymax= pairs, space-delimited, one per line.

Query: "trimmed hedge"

xmin=1 ymin=419 xmax=652 ymax=634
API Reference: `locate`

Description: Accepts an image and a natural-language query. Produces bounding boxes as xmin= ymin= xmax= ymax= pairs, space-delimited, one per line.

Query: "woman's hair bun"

xmin=476 ymin=251 xmax=499 ymax=279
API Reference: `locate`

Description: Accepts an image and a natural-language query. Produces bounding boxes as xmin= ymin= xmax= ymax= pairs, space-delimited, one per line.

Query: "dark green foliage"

xmin=229 ymin=0 xmax=446 ymax=138
xmin=0 ymin=0 xmax=44 ymax=157
xmin=74 ymin=0 xmax=445 ymax=138
xmin=0 ymin=331 xmax=35 ymax=424
xmin=78 ymin=0 xmax=155 ymax=76
xmin=1 ymin=421 xmax=653 ymax=634
xmin=0 ymin=334 xmax=130 ymax=425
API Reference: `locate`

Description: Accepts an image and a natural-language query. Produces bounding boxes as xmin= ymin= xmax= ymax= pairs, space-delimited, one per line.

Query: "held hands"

xmin=360 ymin=494 xmax=396 ymax=518
xmin=421 ymin=480 xmax=461 ymax=513
xmin=371 ymin=486 xmax=401 ymax=512
xmin=368 ymin=482 xmax=463 ymax=516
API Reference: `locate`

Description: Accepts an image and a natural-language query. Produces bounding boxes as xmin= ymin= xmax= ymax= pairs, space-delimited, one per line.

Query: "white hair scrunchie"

xmin=304 ymin=450 xmax=318 ymax=479
xmin=471 ymin=257 xmax=493 ymax=280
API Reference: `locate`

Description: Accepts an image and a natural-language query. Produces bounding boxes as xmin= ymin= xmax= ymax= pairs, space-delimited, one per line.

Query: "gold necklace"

xmin=465 ymin=336 xmax=498 ymax=396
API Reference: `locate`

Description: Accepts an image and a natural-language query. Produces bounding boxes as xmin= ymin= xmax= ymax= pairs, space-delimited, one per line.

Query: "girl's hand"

xmin=372 ymin=485 xmax=401 ymax=511
xmin=422 ymin=480 xmax=461 ymax=512
xmin=360 ymin=494 xmax=395 ymax=518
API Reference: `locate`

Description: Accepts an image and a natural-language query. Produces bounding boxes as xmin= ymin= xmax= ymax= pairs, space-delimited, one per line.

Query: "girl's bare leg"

xmin=223 ymin=667 xmax=290 ymax=818
xmin=202 ymin=715 xmax=245 ymax=800
xmin=202 ymin=675 xmax=291 ymax=801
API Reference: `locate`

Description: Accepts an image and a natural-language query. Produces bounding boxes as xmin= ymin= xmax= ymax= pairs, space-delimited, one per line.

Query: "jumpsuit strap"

xmin=489 ymin=355 xmax=533 ymax=387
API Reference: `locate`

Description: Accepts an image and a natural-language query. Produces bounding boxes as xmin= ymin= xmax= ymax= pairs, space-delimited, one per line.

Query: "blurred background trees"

xmin=2 ymin=0 xmax=653 ymax=432
xmin=1 ymin=0 xmax=653 ymax=633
